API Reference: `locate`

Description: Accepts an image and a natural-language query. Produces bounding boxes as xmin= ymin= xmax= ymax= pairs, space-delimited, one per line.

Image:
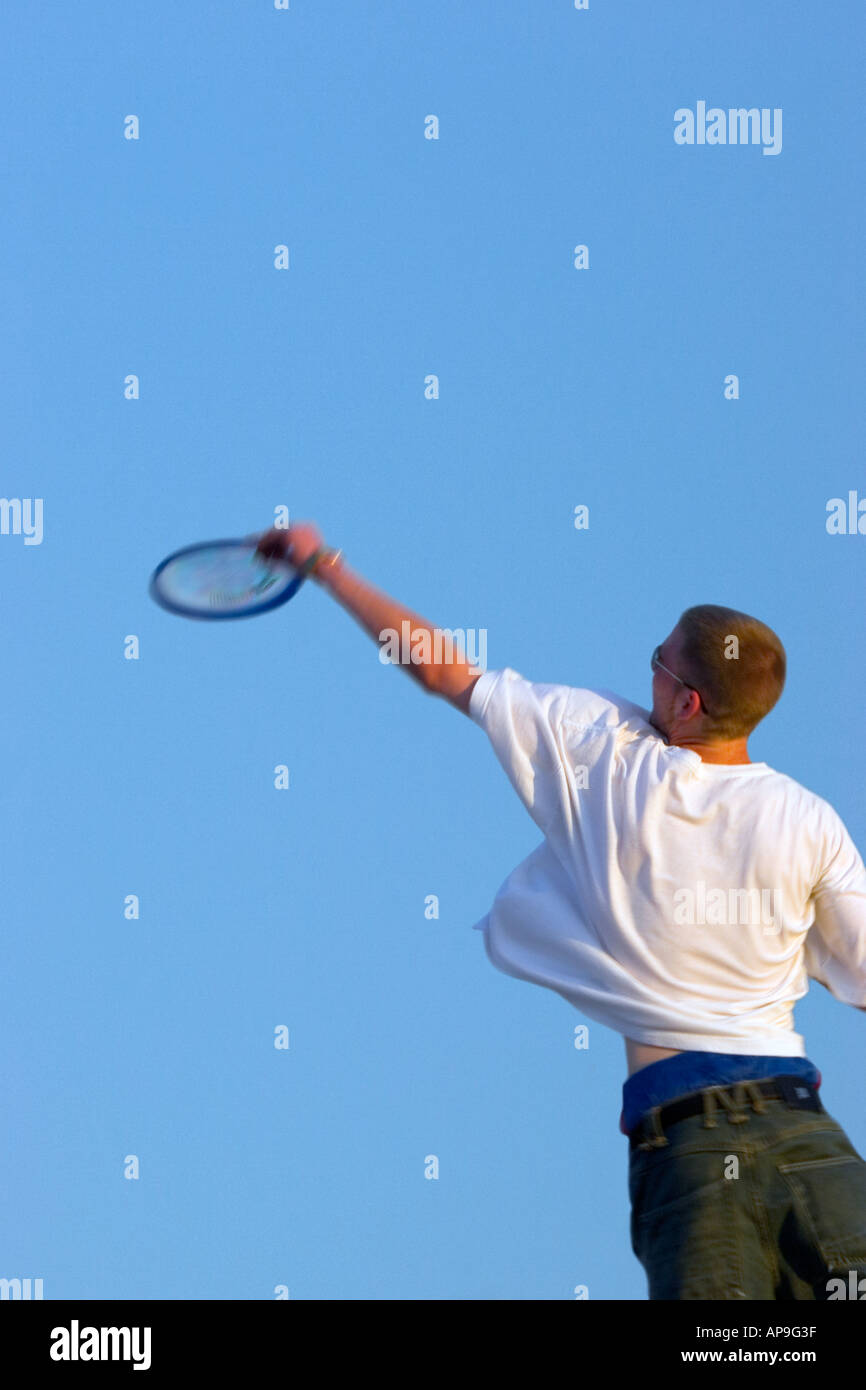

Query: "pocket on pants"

xmin=631 ymin=1158 xmax=745 ymax=1300
xmin=778 ymin=1154 xmax=866 ymax=1276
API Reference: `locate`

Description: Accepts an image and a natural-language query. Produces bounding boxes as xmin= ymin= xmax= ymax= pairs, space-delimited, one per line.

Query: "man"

xmin=256 ymin=521 xmax=866 ymax=1300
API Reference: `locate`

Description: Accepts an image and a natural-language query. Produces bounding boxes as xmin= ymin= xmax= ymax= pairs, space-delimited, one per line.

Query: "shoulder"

xmin=757 ymin=768 xmax=847 ymax=823
xmin=469 ymin=668 xmax=652 ymax=733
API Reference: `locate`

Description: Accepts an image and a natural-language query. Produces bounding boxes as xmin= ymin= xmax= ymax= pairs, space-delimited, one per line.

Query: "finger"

xmin=254 ymin=529 xmax=286 ymax=557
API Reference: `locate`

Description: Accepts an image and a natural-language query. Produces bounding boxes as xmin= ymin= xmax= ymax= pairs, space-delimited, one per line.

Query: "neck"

xmin=672 ymin=737 xmax=751 ymax=765
xmin=649 ymin=714 xmax=753 ymax=765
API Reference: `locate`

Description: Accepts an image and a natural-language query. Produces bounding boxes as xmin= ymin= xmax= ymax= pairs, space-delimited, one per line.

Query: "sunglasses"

xmin=651 ymin=644 xmax=707 ymax=711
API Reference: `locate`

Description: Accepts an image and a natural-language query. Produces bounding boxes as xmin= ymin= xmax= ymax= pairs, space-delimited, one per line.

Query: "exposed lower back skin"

xmin=625 ymin=1039 xmax=683 ymax=1076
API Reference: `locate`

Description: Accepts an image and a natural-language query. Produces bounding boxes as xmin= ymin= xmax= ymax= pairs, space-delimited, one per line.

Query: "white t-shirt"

xmin=469 ymin=668 xmax=866 ymax=1055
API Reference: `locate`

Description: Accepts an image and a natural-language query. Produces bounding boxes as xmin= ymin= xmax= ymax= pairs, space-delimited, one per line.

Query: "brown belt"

xmin=628 ymin=1074 xmax=824 ymax=1151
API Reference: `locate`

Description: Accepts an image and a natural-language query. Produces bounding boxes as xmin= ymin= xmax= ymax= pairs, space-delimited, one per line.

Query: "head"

xmin=649 ymin=605 xmax=786 ymax=746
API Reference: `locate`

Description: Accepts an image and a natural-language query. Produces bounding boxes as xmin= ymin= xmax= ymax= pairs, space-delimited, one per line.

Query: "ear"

xmin=676 ymin=687 xmax=701 ymax=720
xmin=684 ymin=689 xmax=703 ymax=720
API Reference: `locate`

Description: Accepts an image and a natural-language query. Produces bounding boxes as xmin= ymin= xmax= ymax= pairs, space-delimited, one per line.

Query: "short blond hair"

xmin=677 ymin=605 xmax=786 ymax=740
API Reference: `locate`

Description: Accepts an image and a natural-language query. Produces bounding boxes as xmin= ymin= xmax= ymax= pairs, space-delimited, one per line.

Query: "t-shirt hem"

xmin=622 ymin=1029 xmax=806 ymax=1056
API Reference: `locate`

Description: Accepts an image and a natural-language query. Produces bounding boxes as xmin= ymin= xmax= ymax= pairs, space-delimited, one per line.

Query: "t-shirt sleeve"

xmin=803 ymin=810 xmax=866 ymax=1007
xmin=468 ymin=667 xmax=627 ymax=838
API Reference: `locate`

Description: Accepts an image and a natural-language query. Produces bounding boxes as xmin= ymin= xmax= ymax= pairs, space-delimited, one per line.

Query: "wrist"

xmin=302 ymin=545 xmax=345 ymax=583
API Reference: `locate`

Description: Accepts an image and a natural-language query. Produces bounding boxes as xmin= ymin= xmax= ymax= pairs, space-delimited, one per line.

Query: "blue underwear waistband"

xmin=621 ymin=1052 xmax=822 ymax=1135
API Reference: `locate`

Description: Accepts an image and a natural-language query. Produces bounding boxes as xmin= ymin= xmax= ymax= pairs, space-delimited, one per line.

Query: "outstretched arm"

xmin=255 ymin=522 xmax=483 ymax=715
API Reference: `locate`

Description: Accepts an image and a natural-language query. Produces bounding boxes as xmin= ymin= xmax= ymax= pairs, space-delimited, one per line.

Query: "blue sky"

xmin=2 ymin=2 xmax=864 ymax=1300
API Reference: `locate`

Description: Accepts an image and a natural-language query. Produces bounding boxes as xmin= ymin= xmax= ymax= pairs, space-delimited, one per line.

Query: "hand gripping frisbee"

xmin=149 ymin=537 xmax=307 ymax=620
